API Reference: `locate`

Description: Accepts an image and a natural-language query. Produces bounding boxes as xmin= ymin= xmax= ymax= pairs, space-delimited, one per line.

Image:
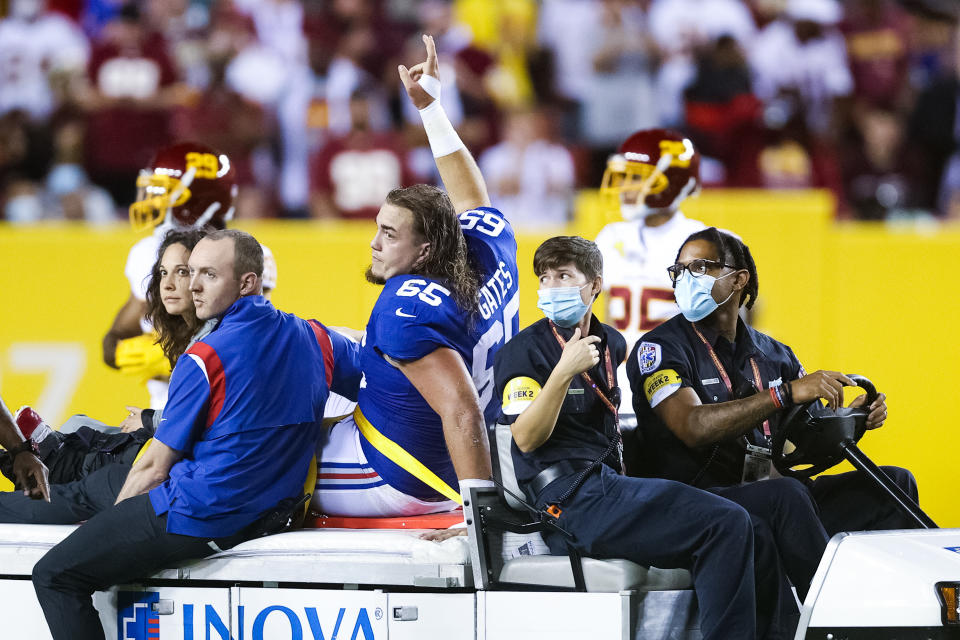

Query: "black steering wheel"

xmin=771 ymin=375 xmax=878 ymax=479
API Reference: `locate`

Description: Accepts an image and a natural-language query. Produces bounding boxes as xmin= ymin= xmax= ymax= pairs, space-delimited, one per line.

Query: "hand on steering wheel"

xmin=789 ymin=370 xmax=856 ymax=410
xmin=849 ymin=392 xmax=888 ymax=429
xmin=772 ymin=374 xmax=878 ymax=479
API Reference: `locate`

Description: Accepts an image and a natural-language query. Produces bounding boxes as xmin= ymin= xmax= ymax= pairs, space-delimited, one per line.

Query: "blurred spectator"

xmin=2 ymin=0 xmax=955 ymax=224
xmin=840 ymin=107 xmax=909 ymax=219
xmin=749 ymin=0 xmax=852 ymax=137
xmin=905 ymin=4 xmax=958 ymax=93
xmin=304 ymin=0 xmax=411 ymax=83
xmin=0 ymin=110 xmax=54 ymax=220
xmin=478 ymin=106 xmax=574 ymax=227
xmin=905 ymin=34 xmax=960 ymax=218
xmin=309 ymin=90 xmax=417 ymax=220
xmin=142 ymin=0 xmax=213 ymax=89
xmin=235 ymin=0 xmax=319 ymax=217
xmin=840 ymin=0 xmax=910 ymax=110
xmin=172 ymin=16 xmax=275 ymax=220
xmin=454 ymin=0 xmax=538 ymax=109
xmin=77 ymin=3 xmax=182 ymax=207
xmin=418 ymin=0 xmax=497 ymax=151
xmin=683 ymin=35 xmax=764 ymax=186
xmin=648 ymin=0 xmax=757 ymax=127
xmin=536 ymin=0 xmax=607 ymax=133
xmin=0 ymin=0 xmax=89 ymax=122
xmin=329 ymin=26 xmax=393 ymax=136
xmin=82 ymin=0 xmax=125 ymax=37
xmin=749 ymin=0 xmax=849 ymax=202
xmin=579 ymin=0 xmax=658 ymax=149
xmin=5 ymin=162 xmax=115 ymax=224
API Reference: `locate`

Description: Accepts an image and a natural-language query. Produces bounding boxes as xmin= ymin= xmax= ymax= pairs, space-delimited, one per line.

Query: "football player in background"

xmin=101 ymin=142 xmax=236 ymax=409
xmin=595 ymin=130 xmax=706 ymax=421
xmin=312 ymin=35 xmax=519 ymax=518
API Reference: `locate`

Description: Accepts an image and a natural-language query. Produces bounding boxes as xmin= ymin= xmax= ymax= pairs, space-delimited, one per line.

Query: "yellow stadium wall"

xmin=1 ymin=189 xmax=957 ymax=525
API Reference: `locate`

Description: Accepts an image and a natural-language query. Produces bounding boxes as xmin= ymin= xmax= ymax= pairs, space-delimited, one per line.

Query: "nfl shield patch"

xmin=637 ymin=341 xmax=662 ymax=374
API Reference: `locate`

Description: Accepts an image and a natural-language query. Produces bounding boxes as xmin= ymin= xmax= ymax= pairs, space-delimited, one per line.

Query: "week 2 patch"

xmin=644 ymin=369 xmax=682 ymax=408
xmin=502 ymin=376 xmax=542 ymax=415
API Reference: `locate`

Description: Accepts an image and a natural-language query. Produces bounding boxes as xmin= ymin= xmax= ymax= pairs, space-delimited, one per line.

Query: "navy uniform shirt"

xmin=494 ymin=316 xmax=626 ymax=488
xmin=626 ymin=314 xmax=804 ymax=488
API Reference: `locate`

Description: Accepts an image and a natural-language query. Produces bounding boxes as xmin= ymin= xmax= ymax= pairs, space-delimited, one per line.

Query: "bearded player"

xmin=312 ymin=35 xmax=519 ymax=517
xmin=595 ymin=130 xmax=706 ymax=420
xmin=101 ymin=142 xmax=237 ymax=409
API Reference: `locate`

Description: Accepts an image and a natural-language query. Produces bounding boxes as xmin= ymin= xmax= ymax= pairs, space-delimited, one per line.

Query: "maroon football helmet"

xmin=129 ymin=142 xmax=237 ymax=232
xmin=600 ymin=129 xmax=701 ymax=220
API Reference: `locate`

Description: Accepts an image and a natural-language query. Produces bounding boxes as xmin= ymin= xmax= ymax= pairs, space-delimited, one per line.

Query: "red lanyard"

xmin=549 ymin=322 xmax=618 ymax=425
xmin=691 ymin=323 xmax=771 ymax=438
xmin=549 ymin=322 xmax=624 ymax=471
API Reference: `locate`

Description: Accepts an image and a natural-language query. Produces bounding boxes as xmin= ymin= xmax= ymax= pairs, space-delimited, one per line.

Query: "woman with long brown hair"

xmin=144 ymin=228 xmax=208 ymax=371
xmin=1 ymin=229 xmax=208 ymax=491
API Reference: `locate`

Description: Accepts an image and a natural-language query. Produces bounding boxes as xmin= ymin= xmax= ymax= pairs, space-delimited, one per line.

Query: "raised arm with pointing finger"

xmin=309 ymin=35 xmax=520 ymax=522
xmin=398 ymin=34 xmax=491 ymax=214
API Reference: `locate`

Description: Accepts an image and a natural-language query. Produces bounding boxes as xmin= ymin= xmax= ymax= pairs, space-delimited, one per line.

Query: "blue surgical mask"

xmin=538 ymin=284 xmax=591 ymax=327
xmin=674 ymin=271 xmax=735 ymax=322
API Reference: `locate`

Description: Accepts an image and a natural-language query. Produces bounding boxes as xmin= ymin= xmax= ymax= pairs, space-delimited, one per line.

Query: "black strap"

xmin=527 ymin=460 xmax=593 ymax=499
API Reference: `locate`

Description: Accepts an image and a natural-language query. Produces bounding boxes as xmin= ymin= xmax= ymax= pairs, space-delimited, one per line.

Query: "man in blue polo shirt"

xmin=32 ymin=229 xmax=360 ymax=640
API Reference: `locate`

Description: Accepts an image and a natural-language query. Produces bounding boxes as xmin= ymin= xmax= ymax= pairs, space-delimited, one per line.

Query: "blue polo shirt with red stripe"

xmin=149 ymin=295 xmax=360 ymax=538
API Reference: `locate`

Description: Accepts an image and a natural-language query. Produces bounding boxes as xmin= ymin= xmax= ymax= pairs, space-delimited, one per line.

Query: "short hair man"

xmin=493 ymin=235 xmax=787 ymax=639
xmin=312 ymin=36 xmax=519 ymax=517
xmin=628 ymin=227 xmax=914 ymax=607
xmin=32 ymin=229 xmax=360 ymax=640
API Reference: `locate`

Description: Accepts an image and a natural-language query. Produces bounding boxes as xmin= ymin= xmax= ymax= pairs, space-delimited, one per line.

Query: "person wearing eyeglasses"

xmin=627 ymin=227 xmax=917 ymax=609
xmin=493 ymin=235 xmax=826 ymax=640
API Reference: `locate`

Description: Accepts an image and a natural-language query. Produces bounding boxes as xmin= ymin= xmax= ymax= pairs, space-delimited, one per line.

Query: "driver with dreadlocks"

xmin=494 ymin=233 xmax=861 ymax=639
xmin=628 ymin=227 xmax=917 ymax=610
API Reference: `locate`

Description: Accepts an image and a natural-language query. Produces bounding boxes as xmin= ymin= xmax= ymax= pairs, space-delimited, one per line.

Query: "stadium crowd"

xmin=0 ymin=0 xmax=958 ymax=225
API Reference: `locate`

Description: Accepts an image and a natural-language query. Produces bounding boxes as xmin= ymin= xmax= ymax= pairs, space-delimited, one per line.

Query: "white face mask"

xmin=537 ymin=283 xmax=591 ymax=327
xmin=674 ymin=270 xmax=736 ymax=322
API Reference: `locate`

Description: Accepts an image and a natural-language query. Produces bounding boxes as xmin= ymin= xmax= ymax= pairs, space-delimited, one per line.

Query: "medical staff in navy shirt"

xmin=628 ymin=227 xmax=918 ymax=616
xmin=33 ymin=230 xmax=361 ymax=640
xmin=492 ymin=235 xmax=796 ymax=640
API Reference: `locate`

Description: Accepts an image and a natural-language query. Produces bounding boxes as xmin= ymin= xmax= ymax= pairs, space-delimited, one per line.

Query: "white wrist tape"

xmin=418 ymin=74 xmax=441 ymax=101
xmin=418 ymin=100 xmax=465 ymax=158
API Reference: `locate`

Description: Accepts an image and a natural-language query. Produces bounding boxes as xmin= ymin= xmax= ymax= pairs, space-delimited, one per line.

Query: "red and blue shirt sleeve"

xmin=155 ymin=351 xmax=212 ymax=453
xmin=307 ymin=320 xmax=362 ymax=401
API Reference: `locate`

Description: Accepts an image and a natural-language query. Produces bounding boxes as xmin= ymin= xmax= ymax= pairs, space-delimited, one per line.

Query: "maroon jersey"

xmin=85 ymin=32 xmax=177 ymax=175
xmin=310 ymin=131 xmax=415 ymax=219
xmin=841 ymin=3 xmax=909 ymax=108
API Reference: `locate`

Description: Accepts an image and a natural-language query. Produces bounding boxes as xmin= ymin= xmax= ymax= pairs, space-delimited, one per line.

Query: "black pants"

xmin=538 ymin=465 xmax=759 ymax=640
xmin=811 ymin=466 xmax=920 ymax=535
xmin=0 ymin=427 xmax=146 ymax=487
xmin=32 ymin=493 xmax=218 ymax=640
xmin=0 ymin=463 xmax=129 ymax=524
xmin=712 ymin=478 xmax=829 ymax=599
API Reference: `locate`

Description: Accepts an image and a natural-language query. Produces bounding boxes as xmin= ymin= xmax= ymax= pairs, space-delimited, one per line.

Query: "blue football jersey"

xmin=358 ymin=206 xmax=519 ymax=499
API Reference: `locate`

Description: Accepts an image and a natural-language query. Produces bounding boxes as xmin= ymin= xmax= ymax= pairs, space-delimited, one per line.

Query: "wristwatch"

xmin=8 ymin=440 xmax=35 ymax=459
